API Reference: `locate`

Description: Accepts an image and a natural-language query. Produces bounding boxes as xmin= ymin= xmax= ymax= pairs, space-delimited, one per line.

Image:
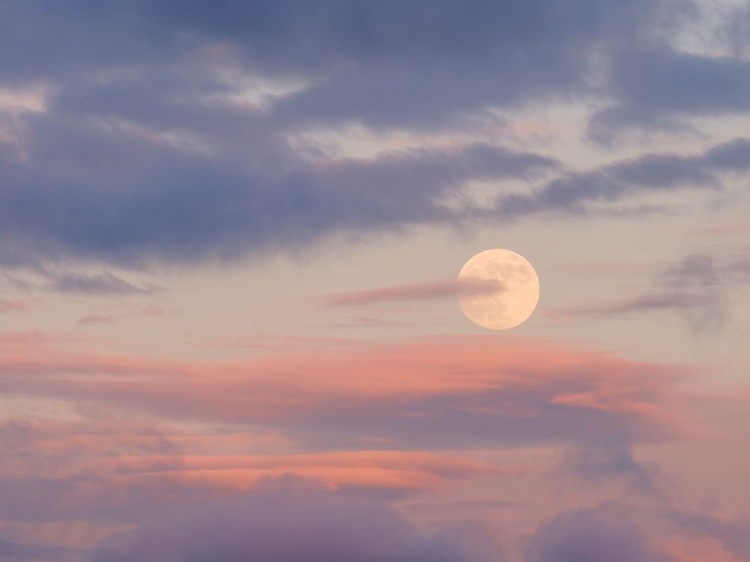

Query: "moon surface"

xmin=457 ymin=249 xmax=540 ymax=330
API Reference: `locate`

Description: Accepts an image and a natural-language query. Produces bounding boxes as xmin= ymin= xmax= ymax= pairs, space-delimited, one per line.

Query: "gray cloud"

xmin=2 ymin=0 xmax=677 ymax=108
xmin=658 ymin=254 xmax=728 ymax=331
xmin=589 ymin=49 xmax=750 ymax=141
xmin=0 ymin=135 xmax=557 ymax=267
xmin=5 ymin=0 xmax=739 ymax=270
xmin=490 ymin=138 xmax=750 ymax=219
xmin=49 ymin=271 xmax=155 ymax=296
xmin=3 ymin=0 xmax=750 ymax=271
xmin=323 ymin=277 xmax=504 ymax=307
xmin=3 ymin=127 xmax=748 ymax=268
xmin=553 ymin=293 xmax=719 ymax=320
xmin=550 ymin=252 xmax=750 ymax=333
xmin=559 ymin=438 xmax=663 ymax=498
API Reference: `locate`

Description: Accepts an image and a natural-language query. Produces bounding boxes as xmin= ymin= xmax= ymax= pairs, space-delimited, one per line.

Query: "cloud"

xmin=0 ymin=412 xmax=509 ymax=530
xmin=551 ymin=293 xmax=719 ymax=320
xmin=217 ymin=333 xmax=365 ymax=353
xmin=0 ymin=130 xmax=558 ymax=267
xmin=6 ymin=0 xmax=743 ymax=269
xmin=323 ymin=277 xmax=503 ymax=307
xmin=549 ymin=253 xmax=750 ymax=332
xmin=0 ymin=334 xmax=690 ymax=449
xmin=48 ymin=271 xmax=155 ymax=296
xmin=90 ymin=481 xmax=479 ymax=562
xmin=669 ymin=511 xmax=750 ymax=560
xmin=2 ymin=0 xmax=677 ymax=117
xmin=5 ymin=131 xmax=749 ymax=268
xmin=522 ymin=501 xmax=750 ymax=562
xmin=658 ymin=254 xmax=728 ymax=331
xmin=559 ymin=437 xmax=663 ymax=497
xmin=77 ymin=314 xmax=117 ymax=326
xmin=525 ymin=505 xmax=671 ymax=562
xmin=0 ymin=298 xmax=30 ymax=313
xmin=0 ymin=532 xmax=72 ymax=561
xmin=238 ymin=0 xmax=684 ymax=128
xmin=489 ymin=138 xmax=750 ymax=219
xmin=76 ymin=303 xmax=168 ymax=326
xmin=590 ymin=49 xmax=750 ymax=141
xmin=141 ymin=303 xmax=165 ymax=316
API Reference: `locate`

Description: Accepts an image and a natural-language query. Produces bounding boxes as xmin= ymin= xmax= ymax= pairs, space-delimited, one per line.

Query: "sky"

xmin=1 ymin=0 xmax=750 ymax=560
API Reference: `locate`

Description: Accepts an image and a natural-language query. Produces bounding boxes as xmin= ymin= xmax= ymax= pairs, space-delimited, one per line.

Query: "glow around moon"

xmin=457 ymin=249 xmax=540 ymax=330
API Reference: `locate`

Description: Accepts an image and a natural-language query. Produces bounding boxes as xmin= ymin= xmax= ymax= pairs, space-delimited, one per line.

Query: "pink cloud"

xmin=216 ymin=333 xmax=365 ymax=353
xmin=141 ymin=303 xmax=165 ymax=316
xmin=0 ymin=334 xmax=692 ymax=448
xmin=0 ymin=298 xmax=31 ymax=313
xmin=78 ymin=313 xmax=117 ymax=325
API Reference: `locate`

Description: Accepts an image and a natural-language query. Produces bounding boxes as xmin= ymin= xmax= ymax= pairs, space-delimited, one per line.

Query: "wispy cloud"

xmin=489 ymin=138 xmax=750 ymax=220
xmin=77 ymin=314 xmax=118 ymax=326
xmin=323 ymin=278 xmax=503 ymax=307
xmin=49 ymin=271 xmax=156 ymax=296
xmin=549 ymin=293 xmax=719 ymax=321
xmin=0 ymin=298 xmax=31 ymax=313
xmin=549 ymin=253 xmax=750 ymax=332
xmin=76 ymin=303 xmax=168 ymax=326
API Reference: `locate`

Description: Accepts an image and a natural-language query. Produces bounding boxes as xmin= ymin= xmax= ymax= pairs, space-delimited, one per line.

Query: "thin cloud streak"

xmin=0 ymin=298 xmax=30 ymax=313
xmin=549 ymin=293 xmax=717 ymax=320
xmin=323 ymin=278 xmax=504 ymax=307
xmin=548 ymin=253 xmax=750 ymax=332
xmin=49 ymin=271 xmax=157 ymax=296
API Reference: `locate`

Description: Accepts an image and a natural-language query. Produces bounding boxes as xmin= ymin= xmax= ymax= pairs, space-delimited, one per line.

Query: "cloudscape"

xmin=1 ymin=1 xmax=750 ymax=560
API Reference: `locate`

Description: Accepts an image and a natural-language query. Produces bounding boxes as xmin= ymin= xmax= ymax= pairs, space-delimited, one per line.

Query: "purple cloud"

xmin=525 ymin=505 xmax=671 ymax=562
xmin=91 ymin=480 xmax=478 ymax=562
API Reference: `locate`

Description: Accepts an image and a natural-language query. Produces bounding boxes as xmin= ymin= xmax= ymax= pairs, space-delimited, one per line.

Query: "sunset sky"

xmin=1 ymin=1 xmax=750 ymax=560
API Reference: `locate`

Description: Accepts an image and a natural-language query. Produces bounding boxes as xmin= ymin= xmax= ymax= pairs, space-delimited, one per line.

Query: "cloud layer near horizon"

xmin=86 ymin=483 xmax=750 ymax=562
xmin=90 ymin=482 xmax=476 ymax=562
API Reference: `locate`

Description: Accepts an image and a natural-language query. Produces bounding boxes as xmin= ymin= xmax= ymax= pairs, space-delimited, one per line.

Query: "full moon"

xmin=457 ymin=249 xmax=540 ymax=330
